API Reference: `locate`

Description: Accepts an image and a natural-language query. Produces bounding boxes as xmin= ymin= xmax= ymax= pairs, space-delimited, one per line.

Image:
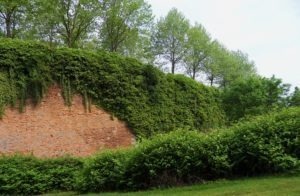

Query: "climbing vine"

xmin=60 ymin=75 xmax=73 ymax=107
xmin=0 ymin=38 xmax=225 ymax=137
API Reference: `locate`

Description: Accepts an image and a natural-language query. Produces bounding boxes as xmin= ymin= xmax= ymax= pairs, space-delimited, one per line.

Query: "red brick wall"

xmin=0 ymin=86 xmax=135 ymax=157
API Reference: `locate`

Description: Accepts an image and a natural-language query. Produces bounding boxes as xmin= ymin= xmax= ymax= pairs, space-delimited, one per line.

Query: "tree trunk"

xmin=171 ymin=50 xmax=175 ymax=74
xmin=5 ymin=17 xmax=12 ymax=38
xmin=67 ymin=33 xmax=74 ymax=48
xmin=192 ymin=67 xmax=196 ymax=80
xmin=209 ymin=75 xmax=214 ymax=86
xmin=110 ymin=43 xmax=118 ymax=52
xmin=49 ymin=28 xmax=54 ymax=48
xmin=171 ymin=60 xmax=175 ymax=74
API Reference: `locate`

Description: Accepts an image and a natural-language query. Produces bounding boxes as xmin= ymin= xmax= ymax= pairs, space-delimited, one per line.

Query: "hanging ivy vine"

xmin=0 ymin=38 xmax=225 ymax=137
xmin=60 ymin=75 xmax=73 ymax=107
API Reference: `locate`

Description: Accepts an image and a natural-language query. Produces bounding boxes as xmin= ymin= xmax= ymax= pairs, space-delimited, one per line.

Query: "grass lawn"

xmin=47 ymin=173 xmax=300 ymax=196
xmin=98 ymin=174 xmax=300 ymax=196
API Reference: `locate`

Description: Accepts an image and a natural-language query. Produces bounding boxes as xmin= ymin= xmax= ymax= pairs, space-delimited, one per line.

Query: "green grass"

xmin=45 ymin=173 xmax=300 ymax=196
xmin=102 ymin=174 xmax=300 ymax=196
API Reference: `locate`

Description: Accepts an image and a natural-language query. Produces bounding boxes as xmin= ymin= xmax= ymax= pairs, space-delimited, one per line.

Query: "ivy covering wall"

xmin=0 ymin=38 xmax=225 ymax=136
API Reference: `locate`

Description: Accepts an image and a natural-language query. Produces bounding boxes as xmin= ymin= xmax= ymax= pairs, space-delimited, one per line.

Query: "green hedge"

xmin=78 ymin=107 xmax=299 ymax=192
xmin=77 ymin=150 xmax=131 ymax=192
xmin=123 ymin=131 xmax=230 ymax=190
xmin=0 ymin=108 xmax=299 ymax=194
xmin=0 ymin=156 xmax=83 ymax=195
xmin=222 ymin=108 xmax=300 ymax=176
xmin=0 ymin=38 xmax=224 ymax=137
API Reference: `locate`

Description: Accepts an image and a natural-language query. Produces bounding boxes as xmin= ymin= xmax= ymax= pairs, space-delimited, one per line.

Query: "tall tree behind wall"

xmin=289 ymin=87 xmax=300 ymax=106
xmin=99 ymin=0 xmax=153 ymax=62
xmin=183 ymin=23 xmax=211 ymax=80
xmin=0 ymin=0 xmax=29 ymax=38
xmin=56 ymin=0 xmax=100 ymax=48
xmin=203 ymin=41 xmax=256 ymax=87
xmin=23 ymin=0 xmax=60 ymax=45
xmin=24 ymin=0 xmax=100 ymax=48
xmin=202 ymin=41 xmax=223 ymax=86
xmin=222 ymin=75 xmax=290 ymax=122
xmin=152 ymin=8 xmax=189 ymax=74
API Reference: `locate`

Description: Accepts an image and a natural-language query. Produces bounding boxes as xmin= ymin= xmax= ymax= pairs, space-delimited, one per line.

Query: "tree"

xmin=20 ymin=0 xmax=100 ymax=48
xmin=202 ymin=41 xmax=223 ymax=86
xmin=123 ymin=29 xmax=155 ymax=64
xmin=289 ymin=87 xmax=300 ymax=106
xmin=99 ymin=0 xmax=153 ymax=55
xmin=222 ymin=76 xmax=290 ymax=122
xmin=229 ymin=50 xmax=256 ymax=80
xmin=0 ymin=0 xmax=28 ymax=38
xmin=183 ymin=23 xmax=211 ymax=80
xmin=152 ymin=8 xmax=189 ymax=74
xmin=203 ymin=40 xmax=256 ymax=87
xmin=22 ymin=0 xmax=60 ymax=45
xmin=56 ymin=0 xmax=100 ymax=48
xmin=264 ymin=75 xmax=290 ymax=107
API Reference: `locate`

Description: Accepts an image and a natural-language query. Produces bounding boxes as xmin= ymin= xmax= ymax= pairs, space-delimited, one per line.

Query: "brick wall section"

xmin=0 ymin=86 xmax=135 ymax=157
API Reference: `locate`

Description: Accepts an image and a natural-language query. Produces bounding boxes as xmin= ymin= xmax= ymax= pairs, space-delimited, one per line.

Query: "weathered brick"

xmin=0 ymin=86 xmax=135 ymax=157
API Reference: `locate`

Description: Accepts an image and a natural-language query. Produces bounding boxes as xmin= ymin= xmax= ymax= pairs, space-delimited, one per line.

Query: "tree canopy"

xmin=152 ymin=8 xmax=189 ymax=74
xmin=222 ymin=76 xmax=290 ymax=122
xmin=289 ymin=87 xmax=300 ymax=106
xmin=99 ymin=0 xmax=153 ymax=54
xmin=184 ymin=23 xmax=211 ymax=80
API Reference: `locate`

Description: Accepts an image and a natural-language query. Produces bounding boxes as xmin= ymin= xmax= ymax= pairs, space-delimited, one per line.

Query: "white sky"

xmin=147 ymin=0 xmax=300 ymax=88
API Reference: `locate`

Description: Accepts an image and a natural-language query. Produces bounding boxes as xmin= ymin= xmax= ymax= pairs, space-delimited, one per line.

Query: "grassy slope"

xmin=101 ymin=174 xmax=300 ymax=196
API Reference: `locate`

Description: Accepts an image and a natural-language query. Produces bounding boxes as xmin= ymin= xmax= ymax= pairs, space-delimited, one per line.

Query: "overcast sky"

xmin=147 ymin=0 xmax=300 ymax=88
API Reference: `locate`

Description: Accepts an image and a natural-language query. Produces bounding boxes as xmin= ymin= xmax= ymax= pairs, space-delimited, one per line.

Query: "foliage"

xmin=99 ymin=0 xmax=153 ymax=54
xmin=1 ymin=1 xmax=260 ymax=88
xmin=124 ymin=130 xmax=230 ymax=190
xmin=0 ymin=72 xmax=16 ymax=116
xmin=203 ymin=41 xmax=256 ymax=87
xmin=57 ymin=0 xmax=100 ymax=48
xmin=223 ymin=107 xmax=300 ymax=175
xmin=122 ymin=106 xmax=300 ymax=189
xmin=79 ymin=107 xmax=299 ymax=192
xmin=52 ymin=48 xmax=224 ymax=136
xmin=184 ymin=23 xmax=211 ymax=80
xmin=8 ymin=0 xmax=154 ymax=60
xmin=289 ymin=87 xmax=300 ymax=106
xmin=0 ymin=39 xmax=52 ymax=112
xmin=77 ymin=150 xmax=131 ymax=192
xmin=0 ymin=38 xmax=224 ymax=136
xmin=152 ymin=8 xmax=190 ymax=74
xmin=220 ymin=50 xmax=256 ymax=88
xmin=0 ymin=0 xmax=29 ymax=38
xmin=0 ymin=155 xmax=83 ymax=195
xmin=222 ymin=75 xmax=291 ymax=122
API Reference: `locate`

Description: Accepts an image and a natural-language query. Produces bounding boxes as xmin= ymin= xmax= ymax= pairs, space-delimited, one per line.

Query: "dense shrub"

xmin=77 ymin=107 xmax=300 ymax=192
xmin=0 ymin=38 xmax=224 ymax=137
xmin=0 ymin=156 xmax=83 ymax=195
xmin=40 ymin=157 xmax=84 ymax=191
xmin=77 ymin=150 xmax=132 ymax=193
xmin=224 ymin=107 xmax=300 ymax=175
xmin=124 ymin=130 xmax=230 ymax=190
